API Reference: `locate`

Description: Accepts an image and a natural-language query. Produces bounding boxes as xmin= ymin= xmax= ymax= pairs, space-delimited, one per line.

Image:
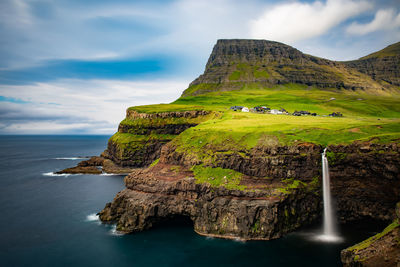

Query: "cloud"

xmin=0 ymin=78 xmax=189 ymax=134
xmin=250 ymin=0 xmax=372 ymax=43
xmin=346 ymin=8 xmax=400 ymax=35
xmin=0 ymin=0 xmax=258 ymax=71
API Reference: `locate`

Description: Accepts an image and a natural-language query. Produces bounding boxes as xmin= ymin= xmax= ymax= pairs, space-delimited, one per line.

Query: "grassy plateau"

xmin=128 ymin=84 xmax=400 ymax=149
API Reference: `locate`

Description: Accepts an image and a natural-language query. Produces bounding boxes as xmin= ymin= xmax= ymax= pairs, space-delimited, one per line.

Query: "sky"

xmin=0 ymin=0 xmax=399 ymax=134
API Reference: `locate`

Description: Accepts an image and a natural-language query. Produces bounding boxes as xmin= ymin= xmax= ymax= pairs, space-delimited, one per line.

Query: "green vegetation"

xmin=278 ymin=178 xmax=307 ymax=194
xmin=128 ymin=103 xmax=209 ymax=113
xmin=348 ymin=219 xmax=400 ymax=253
xmin=229 ymin=71 xmax=241 ymax=81
xmin=118 ymin=83 xmax=399 ymax=168
xmin=110 ymin=132 xmax=175 ymax=146
xmin=121 ymin=83 xmax=400 ymax=166
xmin=360 ymin=42 xmax=400 ymax=59
xmin=149 ymin=159 xmax=159 ymax=167
xmin=120 ymin=112 xmax=219 ymax=130
xmin=191 ymin=165 xmax=246 ymax=190
xmin=109 ymin=132 xmax=174 ymax=161
xmin=326 ymin=152 xmax=347 ymax=165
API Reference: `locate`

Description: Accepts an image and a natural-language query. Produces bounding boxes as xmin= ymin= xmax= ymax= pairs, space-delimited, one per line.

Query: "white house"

xmin=242 ymin=107 xmax=249 ymax=112
xmin=270 ymin=109 xmax=283 ymax=115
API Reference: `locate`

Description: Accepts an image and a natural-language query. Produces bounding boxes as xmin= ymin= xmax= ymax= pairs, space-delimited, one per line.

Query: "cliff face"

xmin=162 ymin=140 xmax=400 ymax=223
xmin=99 ymin=140 xmax=400 ymax=240
xmin=99 ymin=160 xmax=321 ymax=240
xmin=183 ymin=39 xmax=391 ymax=96
xmin=102 ymin=110 xmax=213 ymax=167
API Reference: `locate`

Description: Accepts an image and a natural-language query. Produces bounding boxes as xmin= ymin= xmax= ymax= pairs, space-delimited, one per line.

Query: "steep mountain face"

xmin=183 ymin=39 xmax=392 ymax=96
xmin=344 ymin=42 xmax=400 ymax=87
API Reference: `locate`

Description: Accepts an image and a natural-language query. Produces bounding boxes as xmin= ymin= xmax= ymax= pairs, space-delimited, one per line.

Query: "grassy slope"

xmin=360 ymin=42 xmax=400 ymax=59
xmin=123 ymin=83 xmax=400 ymax=190
xmin=128 ymin=84 xmax=400 ymax=148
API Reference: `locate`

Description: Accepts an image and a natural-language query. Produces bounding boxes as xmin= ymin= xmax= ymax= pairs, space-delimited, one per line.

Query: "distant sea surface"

xmin=0 ymin=135 xmax=385 ymax=267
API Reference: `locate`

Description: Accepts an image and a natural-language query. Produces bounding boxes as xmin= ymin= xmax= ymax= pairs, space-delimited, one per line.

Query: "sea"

xmin=0 ymin=135 xmax=386 ymax=267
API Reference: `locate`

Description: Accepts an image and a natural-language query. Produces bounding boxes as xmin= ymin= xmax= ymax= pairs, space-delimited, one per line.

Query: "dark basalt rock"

xmin=161 ymin=141 xmax=400 ymax=223
xmin=99 ymin=164 xmax=320 ymax=240
xmin=56 ymin=156 xmax=136 ymax=174
xmin=99 ymin=141 xmax=400 ymax=242
xmin=341 ymin=203 xmax=400 ymax=267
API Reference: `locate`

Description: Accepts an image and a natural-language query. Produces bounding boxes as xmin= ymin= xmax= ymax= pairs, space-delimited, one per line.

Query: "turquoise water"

xmin=0 ymin=136 xmax=384 ymax=267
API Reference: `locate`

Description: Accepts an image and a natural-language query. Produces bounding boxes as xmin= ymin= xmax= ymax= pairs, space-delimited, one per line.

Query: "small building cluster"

xmin=229 ymin=105 xmax=343 ymax=117
xmin=292 ymin=110 xmax=317 ymax=116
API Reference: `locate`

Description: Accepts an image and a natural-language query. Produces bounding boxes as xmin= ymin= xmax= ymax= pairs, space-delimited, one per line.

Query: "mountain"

xmin=182 ymin=39 xmax=399 ymax=97
xmin=344 ymin=42 xmax=400 ymax=87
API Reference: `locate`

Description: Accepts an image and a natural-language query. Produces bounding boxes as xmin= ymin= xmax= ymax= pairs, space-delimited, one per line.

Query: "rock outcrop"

xmin=162 ymin=140 xmax=400 ymax=223
xmin=102 ymin=110 xmax=213 ymax=167
xmin=341 ymin=202 xmax=400 ymax=267
xmin=58 ymin=110 xmax=214 ymax=174
xmin=57 ymin=156 xmax=136 ymax=174
xmin=99 ymin=163 xmax=320 ymax=240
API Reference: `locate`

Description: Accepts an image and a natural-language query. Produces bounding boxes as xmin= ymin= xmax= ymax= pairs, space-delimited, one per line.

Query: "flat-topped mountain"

xmin=183 ymin=39 xmax=399 ymax=96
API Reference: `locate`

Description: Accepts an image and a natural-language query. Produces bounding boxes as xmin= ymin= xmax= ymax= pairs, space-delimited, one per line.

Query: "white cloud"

xmin=250 ymin=0 xmax=372 ymax=43
xmin=0 ymin=79 xmax=189 ymax=134
xmin=346 ymin=8 xmax=400 ymax=35
xmin=0 ymin=0 xmax=260 ymax=70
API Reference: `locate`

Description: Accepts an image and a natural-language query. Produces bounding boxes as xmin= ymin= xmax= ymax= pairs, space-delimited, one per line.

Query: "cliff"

xmin=102 ymin=110 xmax=214 ymax=167
xmin=99 ymin=160 xmax=320 ymax=240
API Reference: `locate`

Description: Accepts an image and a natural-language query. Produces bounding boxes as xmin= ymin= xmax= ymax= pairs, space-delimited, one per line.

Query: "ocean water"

xmin=0 ymin=135 xmax=385 ymax=267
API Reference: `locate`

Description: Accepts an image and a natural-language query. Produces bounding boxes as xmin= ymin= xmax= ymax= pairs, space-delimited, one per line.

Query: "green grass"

xmin=120 ymin=112 xmax=219 ymax=128
xmin=347 ymin=219 xmax=400 ymax=253
xmin=191 ymin=165 xmax=246 ymax=190
xmin=127 ymin=103 xmax=209 ymax=113
xmin=149 ymin=159 xmax=160 ymax=167
xmin=278 ymin=178 xmax=307 ymax=194
xmin=119 ymin=84 xmax=399 ymax=162
xmin=360 ymin=42 xmax=400 ymax=59
xmin=131 ymin=84 xmax=400 ymax=118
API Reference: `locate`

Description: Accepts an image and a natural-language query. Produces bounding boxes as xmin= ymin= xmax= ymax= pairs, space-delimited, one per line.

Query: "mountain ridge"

xmin=183 ymin=39 xmax=400 ymax=97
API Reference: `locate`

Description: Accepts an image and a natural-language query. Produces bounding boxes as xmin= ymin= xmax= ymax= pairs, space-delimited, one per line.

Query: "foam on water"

xmin=109 ymin=225 xmax=124 ymax=236
xmin=313 ymin=234 xmax=344 ymax=243
xmin=86 ymin=213 xmax=99 ymax=222
xmin=54 ymin=157 xmax=89 ymax=160
xmin=43 ymin=172 xmax=71 ymax=177
xmin=100 ymin=173 xmax=125 ymax=176
xmin=294 ymin=230 xmax=344 ymax=243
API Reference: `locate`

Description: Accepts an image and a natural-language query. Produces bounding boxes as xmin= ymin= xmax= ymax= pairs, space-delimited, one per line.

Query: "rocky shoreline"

xmin=56 ymin=156 xmax=137 ymax=175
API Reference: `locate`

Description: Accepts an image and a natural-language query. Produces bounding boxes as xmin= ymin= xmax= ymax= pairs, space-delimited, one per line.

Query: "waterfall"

xmin=319 ymin=148 xmax=341 ymax=242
